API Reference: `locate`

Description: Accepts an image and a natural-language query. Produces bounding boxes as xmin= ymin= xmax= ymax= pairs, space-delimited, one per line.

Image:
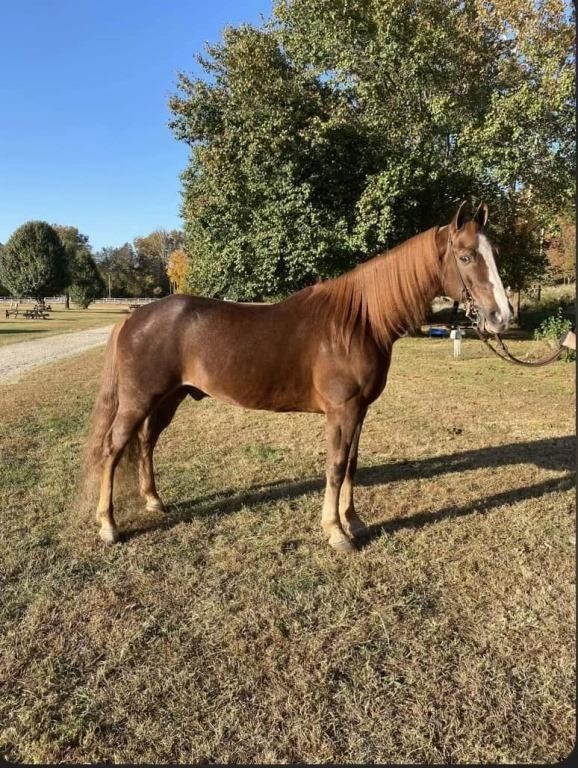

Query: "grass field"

xmin=0 ymin=304 xmax=131 ymax=347
xmin=0 ymin=335 xmax=574 ymax=763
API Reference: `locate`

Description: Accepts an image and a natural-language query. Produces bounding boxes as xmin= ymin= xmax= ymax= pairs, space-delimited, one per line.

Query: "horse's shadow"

xmin=122 ymin=434 xmax=575 ymax=543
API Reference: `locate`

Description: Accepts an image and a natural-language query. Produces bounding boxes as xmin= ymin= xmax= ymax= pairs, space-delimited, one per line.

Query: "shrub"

xmin=534 ymin=308 xmax=575 ymax=361
xmin=68 ymin=249 xmax=104 ymax=308
xmin=0 ymin=221 xmax=68 ymax=298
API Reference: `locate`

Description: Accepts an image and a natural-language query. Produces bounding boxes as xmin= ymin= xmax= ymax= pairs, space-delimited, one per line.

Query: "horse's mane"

xmin=305 ymin=227 xmax=442 ymax=349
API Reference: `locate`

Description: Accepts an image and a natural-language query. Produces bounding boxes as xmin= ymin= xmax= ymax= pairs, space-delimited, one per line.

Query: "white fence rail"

xmin=0 ymin=296 xmax=156 ymax=305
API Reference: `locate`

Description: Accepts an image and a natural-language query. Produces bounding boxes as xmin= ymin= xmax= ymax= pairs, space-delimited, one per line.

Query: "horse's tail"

xmin=84 ymin=318 xmax=136 ymax=496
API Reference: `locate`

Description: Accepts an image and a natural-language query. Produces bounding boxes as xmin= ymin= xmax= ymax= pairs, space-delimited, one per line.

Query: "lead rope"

xmin=447 ymin=233 xmax=570 ymax=368
xmin=472 ymin=325 xmax=568 ymax=367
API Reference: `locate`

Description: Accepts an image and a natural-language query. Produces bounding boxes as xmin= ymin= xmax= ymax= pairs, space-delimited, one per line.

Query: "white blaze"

xmin=477 ymin=233 xmax=511 ymax=320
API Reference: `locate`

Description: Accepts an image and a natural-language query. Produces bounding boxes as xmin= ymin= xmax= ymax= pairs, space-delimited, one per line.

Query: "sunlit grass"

xmin=0 ymin=338 xmax=574 ymax=763
xmin=0 ymin=304 xmax=131 ymax=347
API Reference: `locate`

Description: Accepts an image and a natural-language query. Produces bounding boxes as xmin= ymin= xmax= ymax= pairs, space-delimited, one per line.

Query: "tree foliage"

xmin=545 ymin=214 xmax=576 ymax=282
xmin=95 ymin=244 xmax=142 ymax=298
xmin=53 ymin=225 xmax=97 ymax=307
xmin=166 ymin=248 xmax=190 ymax=293
xmin=68 ymin=248 xmax=105 ymax=308
xmin=0 ymin=243 xmax=8 ymax=295
xmin=94 ymin=231 xmax=184 ymax=298
xmin=0 ymin=221 xmax=68 ymax=299
xmin=170 ymin=0 xmax=575 ymax=299
xmin=134 ymin=229 xmax=185 ymax=295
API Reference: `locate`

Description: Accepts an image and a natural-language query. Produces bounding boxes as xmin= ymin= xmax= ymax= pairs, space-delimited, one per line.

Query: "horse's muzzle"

xmin=479 ymin=308 xmax=512 ymax=335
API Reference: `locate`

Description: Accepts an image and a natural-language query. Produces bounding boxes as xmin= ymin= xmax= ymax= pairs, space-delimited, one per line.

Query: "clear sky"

xmin=0 ymin=0 xmax=272 ymax=252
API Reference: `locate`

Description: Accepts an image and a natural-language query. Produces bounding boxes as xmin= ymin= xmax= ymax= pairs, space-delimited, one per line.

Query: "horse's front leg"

xmin=321 ymin=402 xmax=364 ymax=553
xmin=338 ymin=408 xmax=369 ymax=540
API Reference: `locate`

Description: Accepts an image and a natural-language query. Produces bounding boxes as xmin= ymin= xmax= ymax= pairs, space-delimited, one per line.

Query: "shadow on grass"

xmin=362 ymin=472 xmax=575 ymax=546
xmin=0 ymin=328 xmax=53 ymax=335
xmin=123 ymin=434 xmax=575 ymax=541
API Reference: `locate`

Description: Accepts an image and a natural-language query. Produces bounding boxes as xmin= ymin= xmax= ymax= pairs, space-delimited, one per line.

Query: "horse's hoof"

xmin=328 ymin=532 xmax=356 ymax=553
xmin=145 ymin=499 xmax=166 ymax=513
xmin=349 ymin=523 xmax=369 ymax=540
xmin=99 ymin=526 xmax=119 ymax=545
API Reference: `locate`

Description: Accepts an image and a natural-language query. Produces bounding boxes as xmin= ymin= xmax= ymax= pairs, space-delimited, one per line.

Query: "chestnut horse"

xmin=86 ymin=201 xmax=512 ymax=552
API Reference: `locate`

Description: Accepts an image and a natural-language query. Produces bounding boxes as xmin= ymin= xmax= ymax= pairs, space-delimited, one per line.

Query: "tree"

xmin=0 ymin=221 xmax=68 ymax=299
xmin=95 ymin=244 xmax=142 ymax=298
xmin=166 ymin=248 xmax=190 ymax=293
xmin=545 ymin=214 xmax=576 ymax=282
xmin=133 ymin=229 xmax=184 ymax=295
xmin=0 ymin=243 xmax=8 ymax=296
xmin=53 ymin=225 xmax=91 ymax=309
xmin=68 ymin=249 xmax=105 ymax=308
xmin=171 ymin=26 xmax=363 ymax=299
xmin=488 ymin=193 xmax=549 ymax=315
xmin=170 ymin=0 xmax=575 ymax=300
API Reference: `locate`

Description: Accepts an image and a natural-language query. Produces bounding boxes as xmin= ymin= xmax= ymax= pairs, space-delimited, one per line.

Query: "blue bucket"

xmin=428 ymin=327 xmax=449 ymax=338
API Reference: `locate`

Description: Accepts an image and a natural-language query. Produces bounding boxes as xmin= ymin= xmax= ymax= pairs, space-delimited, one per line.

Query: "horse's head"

xmin=438 ymin=201 xmax=513 ymax=334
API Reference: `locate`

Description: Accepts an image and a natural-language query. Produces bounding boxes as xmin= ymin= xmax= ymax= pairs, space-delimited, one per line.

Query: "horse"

xmin=86 ymin=200 xmax=513 ymax=552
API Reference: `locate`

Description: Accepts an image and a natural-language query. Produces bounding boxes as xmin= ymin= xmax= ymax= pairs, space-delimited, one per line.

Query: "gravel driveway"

xmin=0 ymin=325 xmax=114 ymax=383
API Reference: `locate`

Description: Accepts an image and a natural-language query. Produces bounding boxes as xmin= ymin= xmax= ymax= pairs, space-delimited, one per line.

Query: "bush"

xmin=534 ymin=308 xmax=575 ymax=361
xmin=68 ymin=249 xmax=104 ymax=308
xmin=0 ymin=221 xmax=68 ymax=298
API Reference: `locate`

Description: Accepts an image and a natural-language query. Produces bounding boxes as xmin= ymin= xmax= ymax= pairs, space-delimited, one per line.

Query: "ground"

xmin=0 ymin=334 xmax=574 ymax=763
xmin=0 ymin=325 xmax=113 ymax=382
xmin=0 ymin=304 xmax=130 ymax=348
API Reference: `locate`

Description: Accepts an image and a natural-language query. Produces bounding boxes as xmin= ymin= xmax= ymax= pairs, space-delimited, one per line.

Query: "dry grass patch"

xmin=0 ymin=337 xmax=575 ymax=763
xmin=0 ymin=305 xmax=130 ymax=347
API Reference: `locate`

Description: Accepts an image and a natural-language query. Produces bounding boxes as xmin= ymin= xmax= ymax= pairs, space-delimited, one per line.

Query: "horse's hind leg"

xmin=338 ymin=407 xmax=369 ymax=540
xmin=96 ymin=405 xmax=149 ymax=543
xmin=138 ymin=389 xmax=187 ymax=512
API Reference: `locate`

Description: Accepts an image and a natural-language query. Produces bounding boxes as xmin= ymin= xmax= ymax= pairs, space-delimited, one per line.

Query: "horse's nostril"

xmin=490 ymin=310 xmax=502 ymax=324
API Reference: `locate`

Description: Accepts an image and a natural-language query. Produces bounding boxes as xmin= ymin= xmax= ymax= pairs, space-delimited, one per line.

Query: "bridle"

xmin=446 ymin=231 xmax=569 ymax=368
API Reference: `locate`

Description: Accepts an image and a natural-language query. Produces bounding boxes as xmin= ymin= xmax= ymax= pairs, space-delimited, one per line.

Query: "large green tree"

xmin=54 ymin=225 xmax=93 ymax=308
xmin=170 ymin=0 xmax=575 ymax=300
xmin=0 ymin=221 xmax=68 ymax=299
xmin=0 ymin=243 xmax=8 ymax=295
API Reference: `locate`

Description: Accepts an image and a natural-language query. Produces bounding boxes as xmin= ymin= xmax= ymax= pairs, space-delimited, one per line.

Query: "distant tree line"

xmin=95 ymin=229 xmax=184 ymax=298
xmin=170 ymin=0 xmax=575 ymax=301
xmin=0 ymin=223 xmax=185 ymax=306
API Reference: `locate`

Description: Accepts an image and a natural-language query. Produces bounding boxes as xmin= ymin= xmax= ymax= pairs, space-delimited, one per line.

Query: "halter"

xmin=446 ymin=232 xmax=568 ymax=368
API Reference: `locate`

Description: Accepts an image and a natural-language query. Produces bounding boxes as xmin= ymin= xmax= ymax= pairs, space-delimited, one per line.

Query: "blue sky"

xmin=0 ymin=0 xmax=272 ymax=251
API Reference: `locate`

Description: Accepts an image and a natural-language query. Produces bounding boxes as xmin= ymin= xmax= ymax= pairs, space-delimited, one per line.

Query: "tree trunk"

xmin=516 ymin=289 xmax=521 ymax=320
xmin=64 ymin=291 xmax=70 ymax=309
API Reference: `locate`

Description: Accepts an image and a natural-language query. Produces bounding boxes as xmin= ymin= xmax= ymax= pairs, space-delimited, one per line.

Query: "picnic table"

xmin=4 ymin=300 xmax=53 ymax=320
xmin=22 ymin=306 xmax=50 ymax=320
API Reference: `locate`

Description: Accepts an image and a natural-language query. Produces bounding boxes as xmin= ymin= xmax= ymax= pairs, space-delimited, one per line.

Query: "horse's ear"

xmin=450 ymin=200 xmax=470 ymax=232
xmin=473 ymin=202 xmax=489 ymax=228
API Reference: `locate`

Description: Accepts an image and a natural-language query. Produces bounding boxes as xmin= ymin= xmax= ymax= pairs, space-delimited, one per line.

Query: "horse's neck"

xmin=357 ymin=230 xmax=442 ymax=347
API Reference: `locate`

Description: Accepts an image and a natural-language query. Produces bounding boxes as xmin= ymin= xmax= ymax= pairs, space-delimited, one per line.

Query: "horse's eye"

xmin=459 ymin=254 xmax=471 ymax=264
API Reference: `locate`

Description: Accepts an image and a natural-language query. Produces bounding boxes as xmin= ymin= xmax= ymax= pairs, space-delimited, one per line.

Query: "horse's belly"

xmin=182 ymin=351 xmax=321 ymax=413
